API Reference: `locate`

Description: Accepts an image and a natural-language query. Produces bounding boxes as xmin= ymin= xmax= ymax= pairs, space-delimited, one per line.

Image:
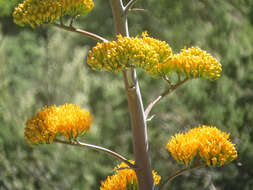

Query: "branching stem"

xmin=163 ymin=76 xmax=172 ymax=85
xmin=54 ymin=138 xmax=136 ymax=169
xmin=69 ymin=14 xmax=78 ymax=27
xmin=51 ymin=23 xmax=108 ymax=42
xmin=124 ymin=0 xmax=137 ymax=14
xmin=145 ymin=78 xmax=189 ymax=119
xmin=110 ymin=0 xmax=154 ymax=189
xmin=177 ymin=72 xmax=181 ymax=82
xmin=158 ymin=163 xmax=204 ymax=190
xmin=128 ymin=8 xmax=146 ymax=12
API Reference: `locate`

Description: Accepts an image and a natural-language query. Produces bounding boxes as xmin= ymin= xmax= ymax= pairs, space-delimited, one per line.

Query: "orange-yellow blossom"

xmin=158 ymin=47 xmax=222 ymax=80
xmin=87 ymin=33 xmax=221 ymax=80
xmin=25 ymin=104 xmax=92 ymax=144
xmin=13 ymin=0 xmax=94 ymax=28
xmin=87 ymin=32 xmax=173 ymax=75
xmin=166 ymin=125 xmax=237 ymax=166
xmin=100 ymin=161 xmax=161 ymax=190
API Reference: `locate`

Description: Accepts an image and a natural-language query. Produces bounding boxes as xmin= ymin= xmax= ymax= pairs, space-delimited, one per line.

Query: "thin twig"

xmin=128 ymin=8 xmax=146 ymax=12
xmin=69 ymin=15 xmax=78 ymax=27
xmin=146 ymin=114 xmax=155 ymax=122
xmin=124 ymin=0 xmax=137 ymax=14
xmin=60 ymin=17 xmax=63 ymax=26
xmin=144 ymin=78 xmax=189 ymax=119
xmin=54 ymin=138 xmax=137 ymax=169
xmin=158 ymin=163 xmax=204 ymax=190
xmin=177 ymin=72 xmax=181 ymax=82
xmin=51 ymin=23 xmax=108 ymax=42
xmin=116 ymin=166 xmax=132 ymax=171
xmin=163 ymin=76 xmax=172 ymax=85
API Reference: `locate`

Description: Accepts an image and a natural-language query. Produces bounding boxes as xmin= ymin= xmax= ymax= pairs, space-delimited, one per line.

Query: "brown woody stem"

xmin=51 ymin=23 xmax=108 ymax=42
xmin=54 ymin=138 xmax=136 ymax=169
xmin=158 ymin=163 xmax=204 ymax=190
xmin=145 ymin=78 xmax=189 ymax=119
xmin=110 ymin=0 xmax=154 ymax=189
xmin=124 ymin=0 xmax=137 ymax=14
xmin=128 ymin=8 xmax=146 ymax=12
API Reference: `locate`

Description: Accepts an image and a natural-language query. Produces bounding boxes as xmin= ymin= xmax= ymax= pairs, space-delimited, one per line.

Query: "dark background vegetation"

xmin=0 ymin=0 xmax=253 ymax=189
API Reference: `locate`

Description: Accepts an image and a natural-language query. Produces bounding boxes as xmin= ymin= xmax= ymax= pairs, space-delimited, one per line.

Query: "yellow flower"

xmin=100 ymin=161 xmax=161 ymax=190
xmin=87 ymin=32 xmax=173 ymax=75
xmin=25 ymin=104 xmax=93 ymax=144
xmin=159 ymin=47 xmax=222 ymax=80
xmin=166 ymin=125 xmax=237 ymax=166
xmin=13 ymin=0 xmax=94 ymax=28
xmin=87 ymin=34 xmax=221 ymax=80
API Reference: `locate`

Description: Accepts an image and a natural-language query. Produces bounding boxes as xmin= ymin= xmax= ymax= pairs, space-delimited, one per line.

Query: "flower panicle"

xmin=87 ymin=32 xmax=173 ymax=76
xmin=167 ymin=47 xmax=222 ymax=80
xmin=87 ymin=32 xmax=222 ymax=80
xmin=100 ymin=161 xmax=161 ymax=190
xmin=25 ymin=104 xmax=93 ymax=145
xmin=166 ymin=125 xmax=237 ymax=167
xmin=13 ymin=0 xmax=94 ymax=28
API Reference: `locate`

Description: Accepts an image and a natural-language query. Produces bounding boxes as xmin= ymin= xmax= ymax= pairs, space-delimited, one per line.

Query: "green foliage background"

xmin=0 ymin=0 xmax=253 ymax=189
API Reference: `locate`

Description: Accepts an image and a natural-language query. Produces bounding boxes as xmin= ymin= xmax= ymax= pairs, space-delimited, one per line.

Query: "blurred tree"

xmin=0 ymin=0 xmax=19 ymax=17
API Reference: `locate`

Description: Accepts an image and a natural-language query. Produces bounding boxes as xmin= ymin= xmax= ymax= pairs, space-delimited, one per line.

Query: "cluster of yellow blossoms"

xmin=166 ymin=125 xmax=237 ymax=167
xmin=87 ymin=32 xmax=222 ymax=80
xmin=25 ymin=104 xmax=92 ymax=144
xmin=13 ymin=0 xmax=94 ymax=28
xmin=87 ymin=32 xmax=172 ymax=74
xmin=157 ymin=47 xmax=222 ymax=80
xmin=100 ymin=161 xmax=161 ymax=190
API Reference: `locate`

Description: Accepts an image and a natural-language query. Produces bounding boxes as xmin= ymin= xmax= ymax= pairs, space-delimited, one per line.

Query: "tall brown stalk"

xmin=109 ymin=0 xmax=154 ymax=190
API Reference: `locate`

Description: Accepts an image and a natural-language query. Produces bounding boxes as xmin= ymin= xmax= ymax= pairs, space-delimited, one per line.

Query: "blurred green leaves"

xmin=0 ymin=0 xmax=20 ymax=17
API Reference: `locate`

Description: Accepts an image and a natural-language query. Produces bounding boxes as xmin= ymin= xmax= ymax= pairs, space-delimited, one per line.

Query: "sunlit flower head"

xmin=25 ymin=104 xmax=93 ymax=144
xmin=166 ymin=125 xmax=237 ymax=167
xmin=159 ymin=47 xmax=222 ymax=80
xmin=13 ymin=0 xmax=94 ymax=28
xmin=87 ymin=32 xmax=172 ymax=75
xmin=100 ymin=161 xmax=161 ymax=190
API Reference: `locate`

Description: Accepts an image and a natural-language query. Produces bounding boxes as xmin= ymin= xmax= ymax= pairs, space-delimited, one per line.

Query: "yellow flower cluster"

xmin=166 ymin=125 xmax=237 ymax=167
xmin=87 ymin=33 xmax=222 ymax=80
xmin=13 ymin=0 xmax=94 ymax=28
xmin=158 ymin=47 xmax=222 ymax=80
xmin=25 ymin=104 xmax=92 ymax=144
xmin=100 ymin=161 xmax=161 ymax=190
xmin=87 ymin=32 xmax=172 ymax=74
